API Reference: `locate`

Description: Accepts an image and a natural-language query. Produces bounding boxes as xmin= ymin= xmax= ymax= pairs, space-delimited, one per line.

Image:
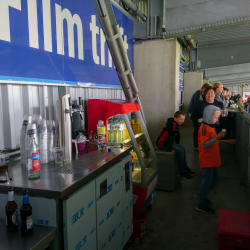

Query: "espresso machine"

xmin=56 ymin=94 xmax=72 ymax=162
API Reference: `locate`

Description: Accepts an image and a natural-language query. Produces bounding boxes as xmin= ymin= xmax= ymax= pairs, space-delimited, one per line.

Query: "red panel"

xmin=133 ymin=185 xmax=148 ymax=209
xmin=218 ymin=209 xmax=250 ymax=250
xmin=87 ymin=99 xmax=140 ymax=139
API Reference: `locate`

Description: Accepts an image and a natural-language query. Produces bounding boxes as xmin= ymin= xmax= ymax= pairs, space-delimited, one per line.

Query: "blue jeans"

xmin=198 ymin=167 xmax=220 ymax=208
xmin=159 ymin=143 xmax=187 ymax=172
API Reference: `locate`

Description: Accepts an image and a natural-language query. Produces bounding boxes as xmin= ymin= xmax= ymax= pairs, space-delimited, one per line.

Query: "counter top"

xmin=0 ymin=220 xmax=57 ymax=250
xmin=226 ymin=107 xmax=243 ymax=113
xmin=0 ymin=144 xmax=133 ymax=199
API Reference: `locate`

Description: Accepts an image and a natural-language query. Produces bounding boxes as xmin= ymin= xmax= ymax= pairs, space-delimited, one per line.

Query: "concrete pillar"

xmin=134 ymin=39 xmax=180 ymax=146
xmin=239 ymin=86 xmax=243 ymax=96
xmin=183 ymin=72 xmax=203 ymax=127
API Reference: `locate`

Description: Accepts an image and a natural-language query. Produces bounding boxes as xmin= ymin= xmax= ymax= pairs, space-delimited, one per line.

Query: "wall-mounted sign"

xmin=179 ymin=61 xmax=184 ymax=91
xmin=0 ymin=0 xmax=133 ymax=88
xmin=243 ymin=92 xmax=250 ymax=100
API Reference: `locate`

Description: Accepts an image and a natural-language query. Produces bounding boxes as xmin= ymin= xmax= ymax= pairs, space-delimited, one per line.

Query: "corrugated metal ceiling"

xmin=192 ymin=23 xmax=250 ymax=47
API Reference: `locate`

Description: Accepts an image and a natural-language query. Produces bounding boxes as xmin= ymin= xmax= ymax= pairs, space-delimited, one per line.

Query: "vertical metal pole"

xmin=135 ymin=111 xmax=156 ymax=163
xmin=123 ymin=114 xmax=146 ymax=185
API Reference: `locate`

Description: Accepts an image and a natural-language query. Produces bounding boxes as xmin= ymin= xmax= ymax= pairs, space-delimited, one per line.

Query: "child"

xmin=156 ymin=111 xmax=196 ymax=179
xmin=196 ymin=105 xmax=236 ymax=214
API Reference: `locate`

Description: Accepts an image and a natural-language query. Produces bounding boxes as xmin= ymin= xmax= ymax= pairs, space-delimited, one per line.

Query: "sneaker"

xmin=185 ymin=167 xmax=196 ymax=175
xmin=178 ymin=171 xmax=193 ymax=179
xmin=193 ymin=147 xmax=199 ymax=151
xmin=195 ymin=193 xmax=211 ymax=204
xmin=196 ymin=205 xmax=215 ymax=214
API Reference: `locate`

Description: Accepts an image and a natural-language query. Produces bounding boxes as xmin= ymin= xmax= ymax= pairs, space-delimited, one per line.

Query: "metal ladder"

xmin=91 ymin=0 xmax=156 ymax=187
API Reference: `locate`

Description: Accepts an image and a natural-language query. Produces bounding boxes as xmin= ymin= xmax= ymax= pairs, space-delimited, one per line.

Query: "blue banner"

xmin=0 ymin=0 xmax=133 ymax=88
xmin=179 ymin=61 xmax=184 ymax=91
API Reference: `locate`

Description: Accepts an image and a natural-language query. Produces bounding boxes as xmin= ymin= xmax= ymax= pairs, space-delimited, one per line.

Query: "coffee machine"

xmin=71 ymin=97 xmax=85 ymax=139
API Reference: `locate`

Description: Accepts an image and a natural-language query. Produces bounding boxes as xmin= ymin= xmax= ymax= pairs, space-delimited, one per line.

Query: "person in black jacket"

xmin=188 ymin=83 xmax=211 ymax=150
xmin=156 ymin=111 xmax=196 ymax=179
xmin=191 ymin=86 xmax=223 ymax=145
xmin=188 ymin=83 xmax=211 ymax=115
xmin=191 ymin=87 xmax=223 ymax=122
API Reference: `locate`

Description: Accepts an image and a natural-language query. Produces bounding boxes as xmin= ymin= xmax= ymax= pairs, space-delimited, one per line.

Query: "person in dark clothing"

xmin=156 ymin=111 xmax=196 ymax=179
xmin=192 ymin=87 xmax=223 ymax=121
xmin=244 ymin=98 xmax=250 ymax=112
xmin=188 ymin=83 xmax=211 ymax=115
xmin=191 ymin=87 xmax=223 ymax=150
xmin=213 ymin=82 xmax=236 ymax=139
xmin=230 ymin=92 xmax=235 ymax=101
xmin=213 ymin=82 xmax=229 ymax=108
xmin=188 ymin=83 xmax=211 ymax=150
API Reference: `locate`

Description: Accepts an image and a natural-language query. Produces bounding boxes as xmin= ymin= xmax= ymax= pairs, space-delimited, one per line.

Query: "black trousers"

xmin=220 ymin=115 xmax=236 ymax=139
xmin=193 ymin=120 xmax=200 ymax=148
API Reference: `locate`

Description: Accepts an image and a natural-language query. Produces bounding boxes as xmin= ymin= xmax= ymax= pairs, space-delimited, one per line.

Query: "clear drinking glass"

xmin=53 ymin=147 xmax=64 ymax=164
xmin=221 ymin=108 xmax=226 ymax=117
xmin=0 ymin=153 xmax=10 ymax=182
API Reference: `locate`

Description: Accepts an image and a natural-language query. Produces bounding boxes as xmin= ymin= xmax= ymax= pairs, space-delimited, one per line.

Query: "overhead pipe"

xmin=120 ymin=0 xmax=147 ymax=22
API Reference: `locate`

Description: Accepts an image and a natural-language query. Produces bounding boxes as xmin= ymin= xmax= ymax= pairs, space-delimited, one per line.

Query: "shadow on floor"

xmin=126 ymin=127 xmax=250 ymax=250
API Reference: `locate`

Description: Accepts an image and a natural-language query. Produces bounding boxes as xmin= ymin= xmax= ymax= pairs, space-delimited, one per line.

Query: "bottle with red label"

xmin=20 ymin=189 xmax=33 ymax=235
xmin=26 ymin=138 xmax=40 ymax=180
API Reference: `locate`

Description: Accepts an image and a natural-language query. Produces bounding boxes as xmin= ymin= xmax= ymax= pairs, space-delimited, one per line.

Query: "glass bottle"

xmin=27 ymin=138 xmax=41 ymax=180
xmin=20 ymin=189 xmax=33 ymax=235
xmin=5 ymin=186 xmax=18 ymax=231
xmin=117 ymin=119 xmax=124 ymax=143
xmin=20 ymin=115 xmax=32 ymax=165
xmin=97 ymin=120 xmax=106 ymax=149
xmin=107 ymin=118 xmax=112 ymax=143
xmin=111 ymin=118 xmax=117 ymax=143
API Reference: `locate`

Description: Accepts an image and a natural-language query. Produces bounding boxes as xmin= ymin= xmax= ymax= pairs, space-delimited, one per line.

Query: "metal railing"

xmin=235 ymin=109 xmax=250 ymax=186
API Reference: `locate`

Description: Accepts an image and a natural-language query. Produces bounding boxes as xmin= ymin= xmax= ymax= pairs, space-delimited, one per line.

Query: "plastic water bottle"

xmin=97 ymin=120 xmax=106 ymax=149
xmin=37 ymin=118 xmax=48 ymax=164
xmin=107 ymin=119 xmax=112 ymax=142
xmin=122 ymin=119 xmax=129 ymax=140
xmin=117 ymin=119 xmax=124 ymax=142
xmin=111 ymin=118 xmax=117 ymax=142
xmin=25 ymin=120 xmax=38 ymax=152
xmin=20 ymin=115 xmax=32 ymax=165
xmin=47 ymin=120 xmax=55 ymax=162
xmin=136 ymin=118 xmax=142 ymax=134
xmin=32 ymin=114 xmax=42 ymax=125
xmin=26 ymin=138 xmax=40 ymax=180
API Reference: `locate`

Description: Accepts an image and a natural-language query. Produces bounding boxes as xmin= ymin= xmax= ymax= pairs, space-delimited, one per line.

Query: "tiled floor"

xmin=126 ymin=126 xmax=250 ymax=250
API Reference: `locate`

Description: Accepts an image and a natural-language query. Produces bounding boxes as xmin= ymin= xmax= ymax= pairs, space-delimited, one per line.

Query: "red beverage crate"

xmin=218 ymin=209 xmax=250 ymax=250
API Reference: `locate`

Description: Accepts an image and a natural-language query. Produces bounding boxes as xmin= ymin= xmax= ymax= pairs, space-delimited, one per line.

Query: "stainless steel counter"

xmin=0 ymin=220 xmax=57 ymax=250
xmin=0 ymin=144 xmax=133 ymax=199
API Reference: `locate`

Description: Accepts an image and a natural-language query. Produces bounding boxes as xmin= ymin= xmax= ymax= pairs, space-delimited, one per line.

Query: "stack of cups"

xmin=20 ymin=115 xmax=32 ymax=165
xmin=47 ymin=120 xmax=55 ymax=162
xmin=38 ymin=118 xmax=49 ymax=164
